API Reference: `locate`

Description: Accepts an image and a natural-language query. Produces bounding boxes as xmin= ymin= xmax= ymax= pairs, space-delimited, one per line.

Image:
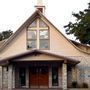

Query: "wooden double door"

xmin=29 ymin=66 xmax=49 ymax=88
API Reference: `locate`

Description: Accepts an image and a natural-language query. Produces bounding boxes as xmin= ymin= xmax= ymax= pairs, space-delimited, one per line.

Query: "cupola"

xmin=35 ymin=0 xmax=45 ymax=14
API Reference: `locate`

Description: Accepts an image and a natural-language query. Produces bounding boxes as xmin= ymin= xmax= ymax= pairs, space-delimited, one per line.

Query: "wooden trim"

xmin=28 ymin=28 xmax=38 ymax=30
xmin=64 ymin=60 xmax=68 ymax=64
xmin=39 ymin=18 xmax=48 ymax=28
xmin=39 ymin=27 xmax=48 ymax=29
xmin=0 ymin=50 xmax=80 ymax=66
xmin=28 ymin=18 xmax=37 ymax=28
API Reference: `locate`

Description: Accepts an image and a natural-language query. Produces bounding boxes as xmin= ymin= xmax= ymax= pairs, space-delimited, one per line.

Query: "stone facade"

xmin=0 ymin=66 xmax=2 ymax=88
xmin=62 ymin=63 xmax=67 ymax=90
xmin=15 ymin=67 xmax=19 ymax=88
xmin=0 ymin=64 xmax=68 ymax=89
xmin=0 ymin=62 xmax=90 ymax=89
xmin=2 ymin=67 xmax=8 ymax=89
xmin=77 ymin=65 xmax=90 ymax=88
xmin=8 ymin=65 xmax=13 ymax=89
xmin=72 ymin=66 xmax=77 ymax=82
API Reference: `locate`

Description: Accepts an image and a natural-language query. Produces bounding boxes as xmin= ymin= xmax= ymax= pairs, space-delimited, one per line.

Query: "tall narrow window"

xmin=27 ymin=30 xmax=37 ymax=49
xmin=40 ymin=30 xmax=49 ymax=49
xmin=19 ymin=68 xmax=26 ymax=86
xmin=52 ymin=67 xmax=58 ymax=86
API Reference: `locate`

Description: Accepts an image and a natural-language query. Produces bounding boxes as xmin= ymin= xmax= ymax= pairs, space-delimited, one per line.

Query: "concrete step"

xmin=13 ymin=88 xmax=62 ymax=90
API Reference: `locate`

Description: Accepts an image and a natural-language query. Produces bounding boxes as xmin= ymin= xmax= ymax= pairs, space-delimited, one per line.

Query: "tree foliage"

xmin=64 ymin=3 xmax=90 ymax=44
xmin=0 ymin=30 xmax=13 ymax=41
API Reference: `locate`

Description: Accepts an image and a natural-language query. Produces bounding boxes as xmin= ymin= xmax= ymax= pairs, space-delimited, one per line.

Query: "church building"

xmin=0 ymin=0 xmax=90 ymax=90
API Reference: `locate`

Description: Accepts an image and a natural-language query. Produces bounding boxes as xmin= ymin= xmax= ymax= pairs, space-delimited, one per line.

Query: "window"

xmin=40 ymin=30 xmax=49 ymax=39
xmin=19 ymin=68 xmax=26 ymax=86
xmin=39 ymin=19 xmax=47 ymax=27
xmin=27 ymin=30 xmax=37 ymax=49
xmin=28 ymin=31 xmax=37 ymax=39
xmin=29 ymin=20 xmax=37 ymax=28
xmin=27 ymin=18 xmax=49 ymax=49
xmin=52 ymin=67 xmax=58 ymax=86
xmin=40 ymin=30 xmax=49 ymax=49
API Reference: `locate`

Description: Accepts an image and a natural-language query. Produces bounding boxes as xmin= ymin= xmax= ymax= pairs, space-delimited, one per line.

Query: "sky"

xmin=0 ymin=0 xmax=89 ymax=39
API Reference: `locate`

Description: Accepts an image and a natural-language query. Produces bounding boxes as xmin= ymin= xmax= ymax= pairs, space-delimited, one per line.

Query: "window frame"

xmin=27 ymin=30 xmax=37 ymax=39
xmin=29 ymin=19 xmax=37 ymax=28
xmin=27 ymin=18 xmax=50 ymax=50
xmin=52 ymin=66 xmax=59 ymax=86
xmin=39 ymin=29 xmax=50 ymax=50
xmin=39 ymin=19 xmax=48 ymax=28
xmin=27 ymin=30 xmax=37 ymax=49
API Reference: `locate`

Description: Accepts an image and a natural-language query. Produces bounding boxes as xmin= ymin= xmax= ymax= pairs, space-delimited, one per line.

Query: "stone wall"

xmin=67 ymin=67 xmax=72 ymax=87
xmin=0 ymin=66 xmax=2 ymax=88
xmin=0 ymin=62 xmax=90 ymax=89
xmin=15 ymin=67 xmax=19 ymax=88
xmin=62 ymin=63 xmax=67 ymax=90
xmin=77 ymin=65 xmax=90 ymax=88
xmin=2 ymin=66 xmax=8 ymax=88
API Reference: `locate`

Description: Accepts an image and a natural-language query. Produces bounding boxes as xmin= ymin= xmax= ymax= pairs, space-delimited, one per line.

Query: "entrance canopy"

xmin=0 ymin=49 xmax=80 ymax=66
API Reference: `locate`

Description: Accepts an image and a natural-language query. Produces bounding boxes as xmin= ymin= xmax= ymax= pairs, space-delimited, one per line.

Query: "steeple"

xmin=35 ymin=0 xmax=45 ymax=14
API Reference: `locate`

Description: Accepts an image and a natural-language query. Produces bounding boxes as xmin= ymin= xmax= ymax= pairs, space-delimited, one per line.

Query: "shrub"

xmin=82 ymin=82 xmax=88 ymax=88
xmin=71 ymin=81 xmax=78 ymax=88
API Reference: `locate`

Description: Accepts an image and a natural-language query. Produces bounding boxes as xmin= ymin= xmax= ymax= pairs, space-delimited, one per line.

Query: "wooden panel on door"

xmin=39 ymin=67 xmax=49 ymax=87
xmin=29 ymin=67 xmax=39 ymax=88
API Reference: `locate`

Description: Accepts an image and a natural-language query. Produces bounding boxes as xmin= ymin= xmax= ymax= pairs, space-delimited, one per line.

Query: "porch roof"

xmin=0 ymin=49 xmax=80 ymax=66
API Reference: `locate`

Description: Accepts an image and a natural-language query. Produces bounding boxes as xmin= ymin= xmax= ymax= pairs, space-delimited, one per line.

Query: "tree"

xmin=0 ymin=30 xmax=13 ymax=41
xmin=64 ymin=3 xmax=90 ymax=45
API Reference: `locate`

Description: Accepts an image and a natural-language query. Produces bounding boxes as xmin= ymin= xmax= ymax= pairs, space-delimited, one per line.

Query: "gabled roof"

xmin=0 ymin=41 xmax=3 ymax=45
xmin=71 ymin=40 xmax=90 ymax=54
xmin=0 ymin=10 xmax=40 ymax=52
xmin=0 ymin=10 xmax=90 ymax=54
xmin=71 ymin=40 xmax=90 ymax=48
xmin=0 ymin=49 xmax=80 ymax=66
xmin=0 ymin=39 xmax=7 ymax=48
